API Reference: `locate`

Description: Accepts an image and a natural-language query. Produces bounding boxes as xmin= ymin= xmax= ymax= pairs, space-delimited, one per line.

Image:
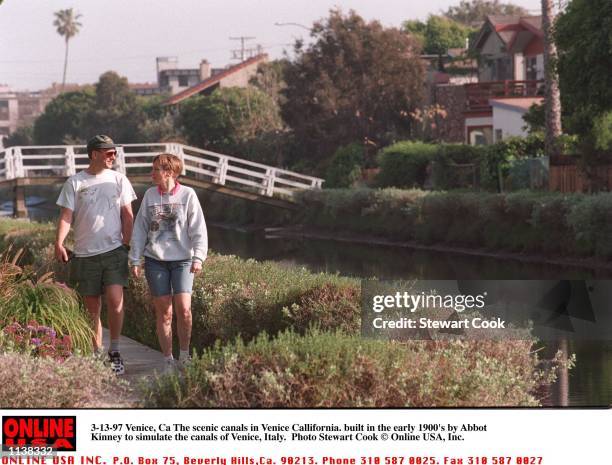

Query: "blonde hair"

xmin=153 ymin=153 xmax=183 ymax=177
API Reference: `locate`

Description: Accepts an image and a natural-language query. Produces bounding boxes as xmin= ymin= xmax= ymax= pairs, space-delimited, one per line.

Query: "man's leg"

xmin=83 ymin=295 xmax=103 ymax=351
xmin=152 ymin=295 xmax=173 ymax=357
xmin=104 ymin=284 xmax=124 ymax=342
xmin=173 ymin=293 xmax=192 ymax=353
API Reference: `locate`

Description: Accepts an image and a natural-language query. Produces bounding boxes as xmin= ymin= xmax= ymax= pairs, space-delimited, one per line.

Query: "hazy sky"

xmin=0 ymin=0 xmax=540 ymax=91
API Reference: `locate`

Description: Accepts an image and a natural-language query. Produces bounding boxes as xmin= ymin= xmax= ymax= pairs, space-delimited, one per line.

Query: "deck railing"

xmin=0 ymin=143 xmax=324 ymax=197
xmin=464 ymin=79 xmax=544 ymax=112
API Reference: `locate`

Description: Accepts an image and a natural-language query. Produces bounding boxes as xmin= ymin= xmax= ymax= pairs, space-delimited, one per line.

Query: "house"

xmin=164 ymin=54 xmax=268 ymax=105
xmin=0 ymin=86 xmax=19 ymax=142
xmin=0 ymin=83 xmax=85 ymax=146
xmin=464 ymin=15 xmax=545 ymax=145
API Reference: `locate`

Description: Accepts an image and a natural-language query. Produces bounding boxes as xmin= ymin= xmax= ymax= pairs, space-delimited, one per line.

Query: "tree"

xmin=444 ymin=1 xmax=528 ymax=27
xmin=4 ymin=126 xmax=33 ymax=147
xmin=249 ymin=60 xmax=289 ymax=106
xmin=53 ymin=8 xmax=82 ymax=91
xmin=281 ymin=9 xmax=424 ymax=168
xmin=555 ymin=0 xmax=612 ymax=134
xmin=541 ymin=0 xmax=562 ymax=156
xmin=84 ymin=71 xmax=145 ymax=142
xmin=33 ymin=89 xmax=95 ymax=144
xmin=404 ymin=15 xmax=473 ymax=56
xmin=179 ymin=87 xmax=284 ymax=163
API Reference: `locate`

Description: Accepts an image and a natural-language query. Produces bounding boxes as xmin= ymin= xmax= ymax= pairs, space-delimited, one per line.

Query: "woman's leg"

xmin=170 ymin=260 xmax=195 ymax=355
xmin=145 ymin=258 xmax=174 ymax=357
xmin=152 ymin=295 xmax=173 ymax=357
xmin=173 ymin=293 xmax=192 ymax=352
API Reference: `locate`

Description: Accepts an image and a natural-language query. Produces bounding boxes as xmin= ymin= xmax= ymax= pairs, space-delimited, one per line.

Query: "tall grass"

xmin=0 ymin=248 xmax=93 ymax=355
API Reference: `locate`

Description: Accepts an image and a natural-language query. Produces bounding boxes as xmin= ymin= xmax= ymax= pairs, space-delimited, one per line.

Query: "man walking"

xmin=55 ymin=135 xmax=137 ymax=375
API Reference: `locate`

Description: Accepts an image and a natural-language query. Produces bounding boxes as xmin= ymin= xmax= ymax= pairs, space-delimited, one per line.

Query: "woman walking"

xmin=129 ymin=153 xmax=207 ymax=371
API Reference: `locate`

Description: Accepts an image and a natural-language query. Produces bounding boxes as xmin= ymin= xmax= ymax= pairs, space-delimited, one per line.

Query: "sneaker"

xmin=107 ymin=351 xmax=125 ymax=375
xmin=163 ymin=358 xmax=177 ymax=375
xmin=178 ymin=356 xmax=192 ymax=370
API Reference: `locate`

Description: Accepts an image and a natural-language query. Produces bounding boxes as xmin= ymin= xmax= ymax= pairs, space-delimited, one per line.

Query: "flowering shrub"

xmin=144 ymin=330 xmax=560 ymax=408
xmin=0 ymin=353 xmax=134 ymax=408
xmin=1 ymin=320 xmax=72 ymax=360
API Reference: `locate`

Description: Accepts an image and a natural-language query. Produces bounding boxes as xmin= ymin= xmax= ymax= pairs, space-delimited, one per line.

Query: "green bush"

xmin=376 ymin=138 xmax=550 ymax=192
xmin=431 ymin=144 xmax=483 ymax=190
xmin=325 ymin=143 xmax=365 ymax=188
xmin=293 ymin=188 xmax=612 ymax=259
xmin=377 ymin=141 xmax=438 ymax=188
xmin=143 ymin=329 xmax=555 ymax=408
xmin=123 ymin=254 xmax=360 ymax=351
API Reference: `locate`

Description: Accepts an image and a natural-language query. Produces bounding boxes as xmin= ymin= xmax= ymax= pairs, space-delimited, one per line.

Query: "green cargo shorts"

xmin=69 ymin=245 xmax=129 ymax=296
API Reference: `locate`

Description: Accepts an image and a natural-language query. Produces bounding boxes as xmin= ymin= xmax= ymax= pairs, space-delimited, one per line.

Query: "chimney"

xmin=199 ymin=60 xmax=211 ymax=81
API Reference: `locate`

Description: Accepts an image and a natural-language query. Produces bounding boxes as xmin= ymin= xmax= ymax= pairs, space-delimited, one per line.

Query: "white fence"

xmin=0 ymin=143 xmax=324 ymax=197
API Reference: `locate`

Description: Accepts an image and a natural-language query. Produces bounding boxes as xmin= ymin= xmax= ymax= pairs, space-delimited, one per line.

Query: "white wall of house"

xmin=514 ymin=53 xmax=525 ymax=80
xmin=491 ymin=104 xmax=528 ymax=140
xmin=219 ymin=59 xmax=262 ymax=88
xmin=0 ymin=94 xmax=19 ymax=136
xmin=167 ymin=75 xmax=200 ymax=95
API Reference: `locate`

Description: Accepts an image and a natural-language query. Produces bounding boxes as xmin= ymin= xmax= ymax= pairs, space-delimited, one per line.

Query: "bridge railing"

xmin=0 ymin=143 xmax=324 ymax=197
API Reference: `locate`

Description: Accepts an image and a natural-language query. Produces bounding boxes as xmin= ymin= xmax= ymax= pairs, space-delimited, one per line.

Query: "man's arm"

xmin=55 ymin=207 xmax=73 ymax=262
xmin=120 ymin=203 xmax=134 ymax=246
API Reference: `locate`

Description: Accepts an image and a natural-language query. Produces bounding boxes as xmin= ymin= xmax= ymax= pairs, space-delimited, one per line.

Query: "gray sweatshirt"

xmin=129 ymin=183 xmax=207 ymax=266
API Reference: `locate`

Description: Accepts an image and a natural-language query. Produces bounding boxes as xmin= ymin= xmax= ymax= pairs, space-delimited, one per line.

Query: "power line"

xmin=229 ymin=36 xmax=257 ymax=61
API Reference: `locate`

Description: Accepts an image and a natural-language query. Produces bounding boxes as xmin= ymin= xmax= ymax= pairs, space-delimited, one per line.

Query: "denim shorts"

xmin=144 ymin=257 xmax=195 ymax=297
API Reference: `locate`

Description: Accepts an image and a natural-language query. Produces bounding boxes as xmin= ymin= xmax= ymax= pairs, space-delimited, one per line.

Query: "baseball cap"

xmin=87 ymin=135 xmax=117 ymax=153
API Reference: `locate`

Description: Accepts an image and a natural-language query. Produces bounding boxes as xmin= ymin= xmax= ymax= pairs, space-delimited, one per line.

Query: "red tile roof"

xmin=164 ymin=54 xmax=267 ymax=105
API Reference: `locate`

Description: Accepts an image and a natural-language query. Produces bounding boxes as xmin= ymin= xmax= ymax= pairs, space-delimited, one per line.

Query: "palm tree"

xmin=53 ymin=8 xmax=82 ymax=92
xmin=541 ymin=0 xmax=562 ymax=156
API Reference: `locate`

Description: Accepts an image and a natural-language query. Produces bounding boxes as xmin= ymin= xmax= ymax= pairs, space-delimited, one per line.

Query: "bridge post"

xmin=173 ymin=144 xmax=187 ymax=175
xmin=13 ymin=182 xmax=28 ymax=218
xmin=13 ymin=147 xmax=24 ymax=178
xmin=115 ymin=146 xmax=126 ymax=175
xmin=4 ymin=147 xmax=14 ymax=179
xmin=216 ymin=157 xmax=228 ymax=185
xmin=262 ymin=168 xmax=276 ymax=196
xmin=65 ymin=146 xmax=76 ymax=176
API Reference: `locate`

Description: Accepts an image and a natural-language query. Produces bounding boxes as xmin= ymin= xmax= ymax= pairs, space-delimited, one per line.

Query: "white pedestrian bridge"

xmin=0 ymin=143 xmax=324 ymax=216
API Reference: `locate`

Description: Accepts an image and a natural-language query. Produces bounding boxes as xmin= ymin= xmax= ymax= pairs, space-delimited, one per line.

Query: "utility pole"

xmin=229 ymin=36 xmax=256 ymax=61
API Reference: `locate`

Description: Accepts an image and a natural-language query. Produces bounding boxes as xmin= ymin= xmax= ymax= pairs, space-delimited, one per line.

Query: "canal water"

xmin=208 ymin=226 xmax=612 ymax=408
xmin=3 ymin=200 xmax=611 ymax=407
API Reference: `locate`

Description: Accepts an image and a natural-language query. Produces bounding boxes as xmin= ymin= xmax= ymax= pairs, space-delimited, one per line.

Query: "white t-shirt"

xmin=56 ymin=169 xmax=137 ymax=257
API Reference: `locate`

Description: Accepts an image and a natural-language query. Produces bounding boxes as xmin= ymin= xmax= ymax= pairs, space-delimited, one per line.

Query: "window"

xmin=495 ymin=57 xmax=512 ymax=81
xmin=468 ymin=127 xmax=493 ymax=146
xmin=178 ymin=75 xmax=189 ymax=87
xmin=495 ymin=129 xmax=503 ymax=142
xmin=525 ymin=57 xmax=538 ymax=81
xmin=0 ymin=101 xmax=9 ymax=121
